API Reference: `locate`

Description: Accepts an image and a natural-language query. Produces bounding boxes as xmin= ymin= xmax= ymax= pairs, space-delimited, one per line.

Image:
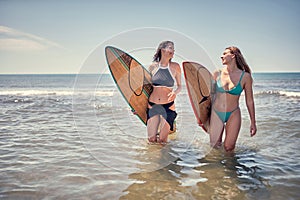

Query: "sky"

xmin=0 ymin=0 xmax=299 ymax=74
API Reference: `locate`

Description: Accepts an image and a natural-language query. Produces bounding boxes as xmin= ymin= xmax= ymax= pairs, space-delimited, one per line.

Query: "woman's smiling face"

xmin=221 ymin=49 xmax=235 ymax=65
xmin=162 ymin=43 xmax=175 ymax=59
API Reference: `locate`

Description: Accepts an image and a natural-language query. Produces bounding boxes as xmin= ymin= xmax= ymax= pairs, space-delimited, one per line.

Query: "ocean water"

xmin=0 ymin=73 xmax=299 ymax=199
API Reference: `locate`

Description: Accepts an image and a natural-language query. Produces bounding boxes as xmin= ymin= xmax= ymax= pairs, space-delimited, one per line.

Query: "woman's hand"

xmin=250 ymin=123 xmax=257 ymax=137
xmin=167 ymin=91 xmax=176 ymax=101
xmin=197 ymin=118 xmax=203 ymax=126
xmin=131 ymin=109 xmax=137 ymax=115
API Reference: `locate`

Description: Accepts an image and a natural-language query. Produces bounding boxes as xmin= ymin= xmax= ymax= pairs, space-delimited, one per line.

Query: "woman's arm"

xmin=168 ymin=62 xmax=181 ymax=101
xmin=174 ymin=62 xmax=182 ymax=95
xmin=244 ymin=73 xmax=257 ymax=137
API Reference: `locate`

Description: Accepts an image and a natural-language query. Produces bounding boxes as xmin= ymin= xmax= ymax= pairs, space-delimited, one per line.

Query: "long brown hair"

xmin=226 ymin=46 xmax=251 ymax=73
xmin=153 ymin=41 xmax=174 ymax=62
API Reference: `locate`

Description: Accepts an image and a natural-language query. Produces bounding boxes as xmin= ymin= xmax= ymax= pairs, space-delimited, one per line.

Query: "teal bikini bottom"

xmin=213 ymin=107 xmax=240 ymax=123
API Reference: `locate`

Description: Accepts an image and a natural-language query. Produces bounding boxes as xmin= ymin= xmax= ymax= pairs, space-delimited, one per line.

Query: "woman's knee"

xmin=224 ymin=143 xmax=235 ymax=152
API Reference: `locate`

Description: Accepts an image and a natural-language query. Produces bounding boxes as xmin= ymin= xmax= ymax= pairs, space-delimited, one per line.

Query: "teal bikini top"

xmin=216 ymin=71 xmax=245 ymax=96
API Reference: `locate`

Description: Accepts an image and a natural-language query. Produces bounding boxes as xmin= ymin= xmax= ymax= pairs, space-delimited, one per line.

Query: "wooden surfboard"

xmin=183 ymin=61 xmax=213 ymax=133
xmin=105 ymin=46 xmax=153 ymax=125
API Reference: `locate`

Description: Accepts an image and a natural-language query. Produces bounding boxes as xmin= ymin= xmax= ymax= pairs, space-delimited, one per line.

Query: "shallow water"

xmin=0 ymin=74 xmax=299 ymax=199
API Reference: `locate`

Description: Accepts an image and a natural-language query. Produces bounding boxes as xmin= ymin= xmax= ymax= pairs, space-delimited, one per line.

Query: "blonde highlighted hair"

xmin=153 ymin=41 xmax=174 ymax=62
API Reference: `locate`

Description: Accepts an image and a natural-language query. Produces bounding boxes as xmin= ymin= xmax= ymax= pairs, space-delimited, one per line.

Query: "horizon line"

xmin=1 ymin=71 xmax=300 ymax=75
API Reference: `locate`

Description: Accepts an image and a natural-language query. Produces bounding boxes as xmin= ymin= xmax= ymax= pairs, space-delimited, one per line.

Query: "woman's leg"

xmin=147 ymin=115 xmax=160 ymax=143
xmin=158 ymin=117 xmax=170 ymax=143
xmin=209 ymin=109 xmax=225 ymax=148
xmin=224 ymin=108 xmax=241 ymax=152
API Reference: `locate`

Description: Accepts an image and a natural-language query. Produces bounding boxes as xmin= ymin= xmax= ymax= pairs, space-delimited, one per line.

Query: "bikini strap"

xmin=158 ymin=62 xmax=170 ymax=69
xmin=238 ymin=71 xmax=245 ymax=82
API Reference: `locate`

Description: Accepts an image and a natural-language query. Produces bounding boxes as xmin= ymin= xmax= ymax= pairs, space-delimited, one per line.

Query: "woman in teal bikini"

xmin=210 ymin=46 xmax=257 ymax=151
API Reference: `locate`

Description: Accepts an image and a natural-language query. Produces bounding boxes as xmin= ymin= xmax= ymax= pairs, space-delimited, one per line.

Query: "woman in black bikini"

xmin=210 ymin=46 xmax=257 ymax=151
xmin=147 ymin=41 xmax=182 ymax=144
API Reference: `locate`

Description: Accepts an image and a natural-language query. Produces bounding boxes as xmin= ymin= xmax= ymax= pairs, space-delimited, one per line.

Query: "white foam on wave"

xmin=255 ymin=90 xmax=300 ymax=98
xmin=94 ymin=91 xmax=114 ymax=96
xmin=0 ymin=90 xmax=114 ymax=96
xmin=0 ymin=90 xmax=72 ymax=96
xmin=278 ymin=91 xmax=300 ymax=97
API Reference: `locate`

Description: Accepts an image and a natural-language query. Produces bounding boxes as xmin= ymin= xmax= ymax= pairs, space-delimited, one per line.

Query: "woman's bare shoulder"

xmin=243 ymin=71 xmax=252 ymax=81
xmin=170 ymin=62 xmax=180 ymax=71
xmin=149 ymin=62 xmax=158 ymax=71
xmin=212 ymin=69 xmax=222 ymax=79
xmin=242 ymin=71 xmax=253 ymax=88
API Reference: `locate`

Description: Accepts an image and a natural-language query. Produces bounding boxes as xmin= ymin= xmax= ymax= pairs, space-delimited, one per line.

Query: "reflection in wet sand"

xmin=122 ymin=146 xmax=269 ymax=199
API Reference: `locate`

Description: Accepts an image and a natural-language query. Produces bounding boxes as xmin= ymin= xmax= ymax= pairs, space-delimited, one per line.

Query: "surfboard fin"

xmin=199 ymin=96 xmax=208 ymax=104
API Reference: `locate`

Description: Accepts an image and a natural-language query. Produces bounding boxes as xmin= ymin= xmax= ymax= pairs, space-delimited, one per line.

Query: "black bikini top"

xmin=151 ymin=63 xmax=175 ymax=88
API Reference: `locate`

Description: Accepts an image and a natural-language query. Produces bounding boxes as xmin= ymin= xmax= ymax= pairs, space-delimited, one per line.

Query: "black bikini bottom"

xmin=147 ymin=101 xmax=177 ymax=131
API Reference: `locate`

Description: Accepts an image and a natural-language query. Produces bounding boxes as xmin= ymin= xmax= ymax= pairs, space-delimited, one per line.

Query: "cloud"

xmin=0 ymin=26 xmax=65 ymax=51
